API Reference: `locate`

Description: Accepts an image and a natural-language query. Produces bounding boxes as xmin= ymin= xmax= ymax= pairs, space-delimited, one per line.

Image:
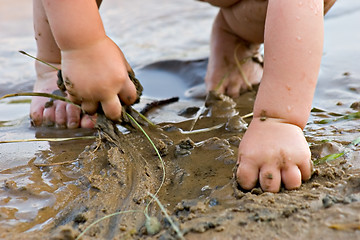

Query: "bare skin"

xmin=204 ymin=0 xmax=335 ymax=192
xmin=205 ymin=0 xmax=266 ymax=97
xmin=31 ymin=0 xmax=137 ymax=128
xmin=31 ymin=0 xmax=336 ymax=192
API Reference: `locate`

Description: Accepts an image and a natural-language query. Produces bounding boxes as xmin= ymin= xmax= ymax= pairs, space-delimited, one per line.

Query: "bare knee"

xmin=220 ymin=0 xmax=268 ymax=44
xmin=203 ymin=0 xmax=240 ymax=8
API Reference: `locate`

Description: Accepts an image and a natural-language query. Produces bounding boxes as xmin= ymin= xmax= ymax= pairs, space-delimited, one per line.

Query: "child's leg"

xmin=31 ymin=0 xmax=95 ymax=128
xmin=205 ymin=4 xmax=265 ymax=98
xmin=236 ymin=0 xmax=324 ymax=192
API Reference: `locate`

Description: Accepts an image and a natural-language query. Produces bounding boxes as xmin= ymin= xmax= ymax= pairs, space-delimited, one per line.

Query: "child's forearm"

xmin=41 ymin=0 xmax=106 ymax=50
xmin=253 ymin=0 xmax=324 ymax=129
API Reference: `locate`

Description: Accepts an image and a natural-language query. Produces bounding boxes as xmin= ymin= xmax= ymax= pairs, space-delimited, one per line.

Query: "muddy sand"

xmin=1 ymin=1 xmax=360 ymax=239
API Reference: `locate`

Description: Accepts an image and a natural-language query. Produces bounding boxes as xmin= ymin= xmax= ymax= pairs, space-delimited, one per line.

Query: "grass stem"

xmin=19 ymin=51 xmax=60 ymax=71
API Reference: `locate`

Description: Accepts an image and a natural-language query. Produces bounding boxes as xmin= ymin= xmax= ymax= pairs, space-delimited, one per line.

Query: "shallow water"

xmin=1 ymin=0 xmax=360 ymax=239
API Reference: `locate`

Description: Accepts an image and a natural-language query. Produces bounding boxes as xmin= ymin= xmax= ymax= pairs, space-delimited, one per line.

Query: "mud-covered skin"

xmin=56 ymin=68 xmax=143 ymax=104
xmin=55 ymin=68 xmax=143 ymax=125
xmin=127 ymin=69 xmax=143 ymax=104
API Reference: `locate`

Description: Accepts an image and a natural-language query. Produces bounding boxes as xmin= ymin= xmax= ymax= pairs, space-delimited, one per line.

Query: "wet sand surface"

xmin=1 ymin=0 xmax=360 ymax=239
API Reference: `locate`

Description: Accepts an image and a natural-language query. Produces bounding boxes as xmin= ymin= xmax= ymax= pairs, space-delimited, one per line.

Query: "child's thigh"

xmin=205 ymin=0 xmax=335 ymax=14
xmin=221 ymin=0 xmax=268 ymax=43
xmin=203 ymin=0 xmax=239 ymax=8
xmin=204 ymin=0 xmax=268 ymax=8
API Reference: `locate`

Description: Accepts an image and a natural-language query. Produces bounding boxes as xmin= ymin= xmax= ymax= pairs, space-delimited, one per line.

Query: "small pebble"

xmin=215 ymin=226 xmax=225 ymax=232
xmin=322 ymin=195 xmax=334 ymax=208
xmin=145 ymin=216 xmax=162 ymax=235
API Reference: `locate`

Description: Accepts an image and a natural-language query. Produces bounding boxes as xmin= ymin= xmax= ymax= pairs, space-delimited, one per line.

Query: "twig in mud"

xmin=328 ymin=222 xmax=360 ymax=230
xmin=89 ymin=130 xmax=103 ymax=154
xmin=182 ymin=123 xmax=224 ymax=135
xmin=241 ymin=112 xmax=253 ymax=119
xmin=34 ymin=159 xmax=79 ymax=167
xmin=140 ymin=97 xmax=179 ymax=115
xmin=188 ymin=106 xmax=252 ymax=133
xmin=188 ymin=105 xmax=205 ymax=132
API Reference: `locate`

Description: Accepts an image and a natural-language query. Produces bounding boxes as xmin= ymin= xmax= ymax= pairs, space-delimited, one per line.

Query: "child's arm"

xmin=254 ymin=0 xmax=323 ymax=129
xmin=237 ymin=0 xmax=324 ymax=192
xmin=42 ymin=0 xmax=137 ymax=120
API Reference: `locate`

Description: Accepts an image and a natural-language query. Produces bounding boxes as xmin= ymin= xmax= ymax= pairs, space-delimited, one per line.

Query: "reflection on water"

xmin=0 ymin=0 xmax=359 ymax=233
xmin=0 ymin=137 xmax=94 ymax=232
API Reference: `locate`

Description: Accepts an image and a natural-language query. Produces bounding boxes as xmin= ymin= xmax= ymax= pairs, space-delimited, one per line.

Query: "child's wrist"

xmin=252 ymin=109 xmax=309 ymax=130
xmin=35 ymin=61 xmax=61 ymax=75
xmin=59 ymin=34 xmax=108 ymax=52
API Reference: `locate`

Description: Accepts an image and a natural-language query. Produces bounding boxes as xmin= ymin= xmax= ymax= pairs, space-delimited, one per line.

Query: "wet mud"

xmin=1 ymin=0 xmax=360 ymax=239
xmin=1 ymin=86 xmax=360 ymax=239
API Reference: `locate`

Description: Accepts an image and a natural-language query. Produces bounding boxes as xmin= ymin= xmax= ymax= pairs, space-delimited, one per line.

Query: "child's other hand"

xmin=236 ymin=118 xmax=312 ymax=192
xmin=60 ymin=36 xmax=137 ymax=121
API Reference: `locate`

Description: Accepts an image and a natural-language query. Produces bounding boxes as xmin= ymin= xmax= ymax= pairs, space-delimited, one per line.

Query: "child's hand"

xmin=236 ymin=117 xmax=312 ymax=192
xmin=60 ymin=36 xmax=137 ymax=121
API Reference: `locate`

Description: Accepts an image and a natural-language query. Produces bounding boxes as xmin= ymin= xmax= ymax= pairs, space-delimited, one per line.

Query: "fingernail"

xmin=67 ymin=121 xmax=78 ymax=129
xmin=56 ymin=123 xmax=66 ymax=129
xmin=44 ymin=120 xmax=55 ymax=127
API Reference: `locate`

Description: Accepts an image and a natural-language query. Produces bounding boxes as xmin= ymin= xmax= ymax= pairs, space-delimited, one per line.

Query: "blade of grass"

xmin=0 ymin=136 xmax=96 ymax=144
xmin=0 ymin=92 xmax=79 ymax=107
xmin=316 ymin=111 xmax=360 ymax=124
xmin=234 ymin=44 xmax=252 ymax=91
xmin=313 ymin=136 xmax=360 ymax=165
xmin=75 ymin=210 xmax=142 ymax=240
xmin=128 ymin=114 xmax=185 ymax=238
xmin=129 ymin=107 xmax=156 ymax=127
xmin=313 ymin=152 xmax=345 ymax=165
xmin=19 ymin=51 xmax=60 ymax=71
xmin=148 ymin=192 xmax=185 ymax=240
xmin=350 ymin=136 xmax=360 ymax=146
xmin=125 ymin=113 xmax=165 ymax=216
